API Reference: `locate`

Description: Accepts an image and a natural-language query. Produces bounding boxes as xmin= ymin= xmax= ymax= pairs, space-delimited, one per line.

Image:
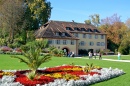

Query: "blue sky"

xmin=48 ymin=0 xmax=130 ymax=23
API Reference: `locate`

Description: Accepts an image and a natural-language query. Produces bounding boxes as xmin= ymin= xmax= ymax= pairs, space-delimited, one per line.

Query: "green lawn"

xmin=0 ymin=54 xmax=130 ymax=86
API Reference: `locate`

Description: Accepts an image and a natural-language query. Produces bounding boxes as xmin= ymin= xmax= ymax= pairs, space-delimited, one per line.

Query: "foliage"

xmin=100 ymin=14 xmax=121 ymax=25
xmin=0 ymin=0 xmax=52 ymax=45
xmin=25 ymin=0 xmax=52 ymax=30
xmin=90 ymin=14 xmax=100 ymax=27
xmin=34 ymin=39 xmax=49 ymax=49
xmin=84 ymin=20 xmax=91 ymax=25
xmin=26 ymin=71 xmax=37 ymax=80
xmin=118 ymin=39 xmax=130 ymax=55
xmin=0 ymin=0 xmax=25 ymax=43
xmin=125 ymin=18 xmax=130 ymax=29
xmin=63 ymin=73 xmax=79 ymax=80
xmin=48 ymin=46 xmax=64 ymax=57
xmin=11 ymin=43 xmax=52 ymax=80
xmin=83 ymin=63 xmax=94 ymax=73
xmin=20 ymin=45 xmax=30 ymax=53
xmin=107 ymin=39 xmax=118 ymax=52
xmin=0 ymin=38 xmax=6 ymax=46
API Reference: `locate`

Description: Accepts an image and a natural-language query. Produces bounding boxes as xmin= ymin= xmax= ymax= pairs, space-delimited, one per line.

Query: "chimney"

xmin=72 ymin=20 xmax=74 ymax=22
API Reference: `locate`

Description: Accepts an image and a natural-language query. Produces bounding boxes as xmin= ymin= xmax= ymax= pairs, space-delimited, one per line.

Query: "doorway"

xmin=62 ymin=48 xmax=69 ymax=56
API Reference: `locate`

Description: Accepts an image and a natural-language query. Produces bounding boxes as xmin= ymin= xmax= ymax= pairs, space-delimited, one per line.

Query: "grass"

xmin=0 ymin=54 xmax=130 ymax=86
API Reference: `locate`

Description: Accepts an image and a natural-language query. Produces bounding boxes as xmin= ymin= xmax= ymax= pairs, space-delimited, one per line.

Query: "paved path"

xmin=75 ymin=57 xmax=130 ymax=63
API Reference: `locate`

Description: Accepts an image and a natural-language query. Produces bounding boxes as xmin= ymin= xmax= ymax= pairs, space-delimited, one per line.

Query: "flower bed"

xmin=0 ymin=65 xmax=125 ymax=86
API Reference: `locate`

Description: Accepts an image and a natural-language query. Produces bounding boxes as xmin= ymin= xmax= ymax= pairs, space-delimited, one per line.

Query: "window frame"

xmin=97 ymin=42 xmax=100 ymax=46
xmin=63 ymin=40 xmax=67 ymax=45
xmin=71 ymin=40 xmax=75 ymax=45
xmin=88 ymin=34 xmax=92 ymax=39
xmin=83 ymin=34 xmax=86 ymax=38
xmin=80 ymin=41 xmax=85 ymax=46
xmin=56 ymin=40 xmax=60 ymax=44
xmin=89 ymin=41 xmax=94 ymax=46
xmin=95 ymin=34 xmax=98 ymax=39
xmin=101 ymin=35 xmax=104 ymax=39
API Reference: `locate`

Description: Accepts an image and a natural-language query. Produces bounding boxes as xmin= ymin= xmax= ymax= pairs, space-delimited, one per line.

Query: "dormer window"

xmin=94 ymin=29 xmax=100 ymax=33
xmin=94 ymin=29 xmax=97 ymax=32
xmin=62 ymin=32 xmax=65 ymax=36
xmin=74 ymin=27 xmax=79 ymax=31
xmin=87 ymin=28 xmax=92 ymax=32
xmin=81 ymin=28 xmax=86 ymax=31
xmin=66 ymin=27 xmax=72 ymax=31
xmin=66 ymin=27 xmax=70 ymax=30
xmin=55 ymin=32 xmax=59 ymax=36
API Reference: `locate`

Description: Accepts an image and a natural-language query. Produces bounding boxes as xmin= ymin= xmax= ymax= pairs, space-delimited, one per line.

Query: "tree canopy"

xmin=0 ymin=0 xmax=52 ymax=45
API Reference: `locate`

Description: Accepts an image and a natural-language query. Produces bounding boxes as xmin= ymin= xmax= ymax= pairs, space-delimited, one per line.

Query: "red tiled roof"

xmin=35 ymin=20 xmax=106 ymax=39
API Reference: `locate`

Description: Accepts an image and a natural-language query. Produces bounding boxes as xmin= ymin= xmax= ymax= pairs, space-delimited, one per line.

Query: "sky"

xmin=48 ymin=0 xmax=130 ymax=23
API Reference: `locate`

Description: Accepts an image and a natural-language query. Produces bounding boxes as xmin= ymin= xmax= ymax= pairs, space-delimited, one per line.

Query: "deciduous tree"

xmin=99 ymin=14 xmax=127 ymax=51
xmin=89 ymin=14 xmax=100 ymax=27
xmin=125 ymin=18 xmax=130 ymax=29
xmin=0 ymin=0 xmax=25 ymax=43
xmin=100 ymin=14 xmax=121 ymax=25
xmin=25 ymin=0 xmax=52 ymax=30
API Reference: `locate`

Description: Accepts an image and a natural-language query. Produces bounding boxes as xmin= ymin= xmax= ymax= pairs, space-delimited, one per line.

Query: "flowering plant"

xmin=0 ymin=64 xmax=125 ymax=86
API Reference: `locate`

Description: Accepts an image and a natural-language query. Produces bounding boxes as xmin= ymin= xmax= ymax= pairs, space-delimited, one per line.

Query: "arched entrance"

xmin=62 ymin=47 xmax=69 ymax=56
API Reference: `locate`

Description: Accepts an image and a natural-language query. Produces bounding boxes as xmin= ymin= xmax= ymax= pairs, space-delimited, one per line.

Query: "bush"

xmin=20 ymin=45 xmax=30 ymax=52
xmin=118 ymin=39 xmax=130 ymax=55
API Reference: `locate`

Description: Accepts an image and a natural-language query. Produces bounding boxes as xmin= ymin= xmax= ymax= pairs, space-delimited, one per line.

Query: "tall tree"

xmin=0 ymin=0 xmax=25 ymax=43
xmin=100 ymin=14 xmax=121 ymax=25
xmin=84 ymin=20 xmax=91 ymax=25
xmin=89 ymin=14 xmax=100 ymax=27
xmin=25 ymin=0 xmax=52 ymax=30
xmin=118 ymin=30 xmax=130 ymax=55
xmin=18 ymin=0 xmax=52 ymax=44
xmin=125 ymin=18 xmax=130 ymax=29
xmin=99 ymin=14 xmax=128 ymax=51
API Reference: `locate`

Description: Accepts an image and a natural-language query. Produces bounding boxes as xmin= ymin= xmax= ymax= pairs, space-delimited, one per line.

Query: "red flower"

xmin=1 ymin=65 xmax=101 ymax=85
xmin=15 ymin=75 xmax=54 ymax=86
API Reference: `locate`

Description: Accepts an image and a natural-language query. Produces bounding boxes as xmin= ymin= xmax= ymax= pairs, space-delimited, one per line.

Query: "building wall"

xmin=36 ymin=38 xmax=78 ymax=55
xmin=36 ymin=34 xmax=107 ymax=56
xmin=74 ymin=33 xmax=106 ymax=53
xmin=48 ymin=39 xmax=78 ymax=55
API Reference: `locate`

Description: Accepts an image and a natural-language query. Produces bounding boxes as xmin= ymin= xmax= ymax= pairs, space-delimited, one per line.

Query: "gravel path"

xmin=75 ymin=57 xmax=130 ymax=63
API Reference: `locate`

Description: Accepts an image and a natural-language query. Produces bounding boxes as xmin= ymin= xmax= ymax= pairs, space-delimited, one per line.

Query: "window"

xmin=74 ymin=27 xmax=79 ymax=31
xmin=75 ymin=33 xmax=78 ymax=37
xmin=55 ymin=40 xmax=60 ymax=44
xmin=48 ymin=40 xmax=53 ymax=44
xmin=97 ymin=42 xmax=100 ymax=46
xmin=95 ymin=35 xmax=98 ymax=39
xmin=94 ymin=29 xmax=100 ymax=33
xmin=89 ymin=42 xmax=94 ymax=46
xmin=83 ymin=34 xmax=86 ymax=38
xmin=71 ymin=40 xmax=74 ymax=45
xmin=63 ymin=40 xmax=67 ymax=45
xmin=88 ymin=34 xmax=92 ymax=39
xmin=101 ymin=35 xmax=104 ymax=39
xmin=80 ymin=41 xmax=85 ymax=46
xmin=94 ymin=29 xmax=97 ymax=32
xmin=55 ymin=32 xmax=59 ymax=36
xmin=81 ymin=28 xmax=85 ymax=31
xmin=62 ymin=32 xmax=65 ymax=36
xmin=101 ymin=42 xmax=105 ymax=46
xmin=88 ymin=28 xmax=92 ymax=32
xmin=66 ymin=27 xmax=72 ymax=30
